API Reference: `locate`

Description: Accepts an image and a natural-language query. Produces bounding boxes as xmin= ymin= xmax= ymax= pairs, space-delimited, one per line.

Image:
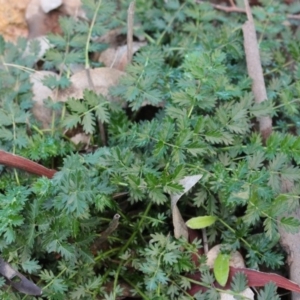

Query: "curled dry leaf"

xmin=170 ymin=175 xmax=203 ymax=240
xmin=99 ymin=42 xmax=147 ymax=71
xmin=171 ymin=175 xmax=203 ymax=205
xmin=172 ymin=205 xmax=189 ymax=240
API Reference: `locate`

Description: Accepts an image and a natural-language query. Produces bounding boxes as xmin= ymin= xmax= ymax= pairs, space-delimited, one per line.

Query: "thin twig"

xmin=244 ymin=0 xmax=253 ymax=22
xmin=202 ymin=228 xmax=209 ymax=254
xmin=229 ymin=0 xmax=236 ymax=7
xmin=288 ymin=14 xmax=300 ymax=20
xmin=196 ymin=0 xmax=245 ymax=13
xmin=196 ymin=0 xmax=300 ymax=21
xmin=91 ymin=214 xmax=121 ymax=254
xmin=97 ymin=214 xmax=121 ymax=244
xmin=212 ymin=4 xmax=245 ymax=13
xmin=127 ymin=1 xmax=135 ymax=64
xmin=242 ymin=0 xmax=272 ymax=141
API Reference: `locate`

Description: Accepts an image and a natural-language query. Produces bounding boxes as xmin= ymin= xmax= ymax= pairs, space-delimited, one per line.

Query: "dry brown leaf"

xmin=26 ymin=0 xmax=83 ymax=39
xmin=30 ymin=46 xmax=125 ymax=144
xmin=26 ymin=0 xmax=63 ymax=38
xmin=97 ymin=28 xmax=123 ymax=45
xmin=99 ymin=42 xmax=146 ymax=71
xmin=30 ymin=71 xmax=58 ymax=128
xmin=61 ymin=0 xmax=85 ymax=19
xmin=170 ymin=175 xmax=203 ymax=240
xmin=172 ymin=205 xmax=189 ymax=240
xmin=59 ymin=67 xmax=125 ymax=145
xmin=69 ymin=133 xmax=90 ymax=146
xmin=206 ymin=245 xmax=245 ymax=269
xmin=58 ymin=67 xmax=126 ymax=104
xmin=171 ymin=175 xmax=203 ymax=204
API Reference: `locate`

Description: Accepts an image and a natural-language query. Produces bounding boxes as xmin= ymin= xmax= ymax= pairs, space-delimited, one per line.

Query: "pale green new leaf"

xmin=213 ymin=253 xmax=230 ymax=287
xmin=186 ymin=216 xmax=217 ymax=229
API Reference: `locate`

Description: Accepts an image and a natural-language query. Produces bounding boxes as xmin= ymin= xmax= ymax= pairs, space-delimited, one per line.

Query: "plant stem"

xmin=122 ymin=276 xmax=150 ymax=299
xmin=42 ymin=267 xmax=67 ymax=290
xmin=85 ymin=0 xmax=103 ymax=69
xmin=217 ymin=218 xmax=262 ymax=258
xmin=119 ymin=201 xmax=152 ymax=254
xmin=156 ymin=2 xmax=187 ymax=45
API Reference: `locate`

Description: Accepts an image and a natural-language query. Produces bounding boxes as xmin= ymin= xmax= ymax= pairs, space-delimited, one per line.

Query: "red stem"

xmin=0 ymin=150 xmax=57 ymax=179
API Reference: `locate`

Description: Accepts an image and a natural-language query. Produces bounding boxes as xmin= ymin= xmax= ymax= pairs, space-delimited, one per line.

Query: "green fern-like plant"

xmin=0 ymin=0 xmax=300 ymax=299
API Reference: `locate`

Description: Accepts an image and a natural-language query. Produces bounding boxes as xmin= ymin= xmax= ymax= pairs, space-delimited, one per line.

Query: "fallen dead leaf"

xmin=31 ymin=67 xmax=125 ymax=146
xmin=30 ymin=70 xmax=59 ymax=128
xmin=69 ymin=132 xmax=90 ymax=146
xmin=99 ymin=42 xmax=147 ymax=71
xmin=58 ymin=67 xmax=126 ymax=105
xmin=172 ymin=205 xmax=189 ymax=240
xmin=204 ymin=245 xmax=254 ymax=300
xmin=171 ymin=175 xmax=203 ymax=204
xmin=61 ymin=0 xmax=85 ymax=19
xmin=26 ymin=0 xmax=63 ymax=38
xmin=26 ymin=0 xmax=84 ymax=39
xmin=206 ymin=245 xmax=245 ymax=269
xmin=170 ymin=175 xmax=203 ymax=239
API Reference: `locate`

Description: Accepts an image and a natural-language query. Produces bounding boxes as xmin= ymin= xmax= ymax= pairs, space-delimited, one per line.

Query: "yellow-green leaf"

xmin=214 ymin=253 xmax=230 ymax=286
xmin=186 ymin=216 xmax=217 ymax=229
